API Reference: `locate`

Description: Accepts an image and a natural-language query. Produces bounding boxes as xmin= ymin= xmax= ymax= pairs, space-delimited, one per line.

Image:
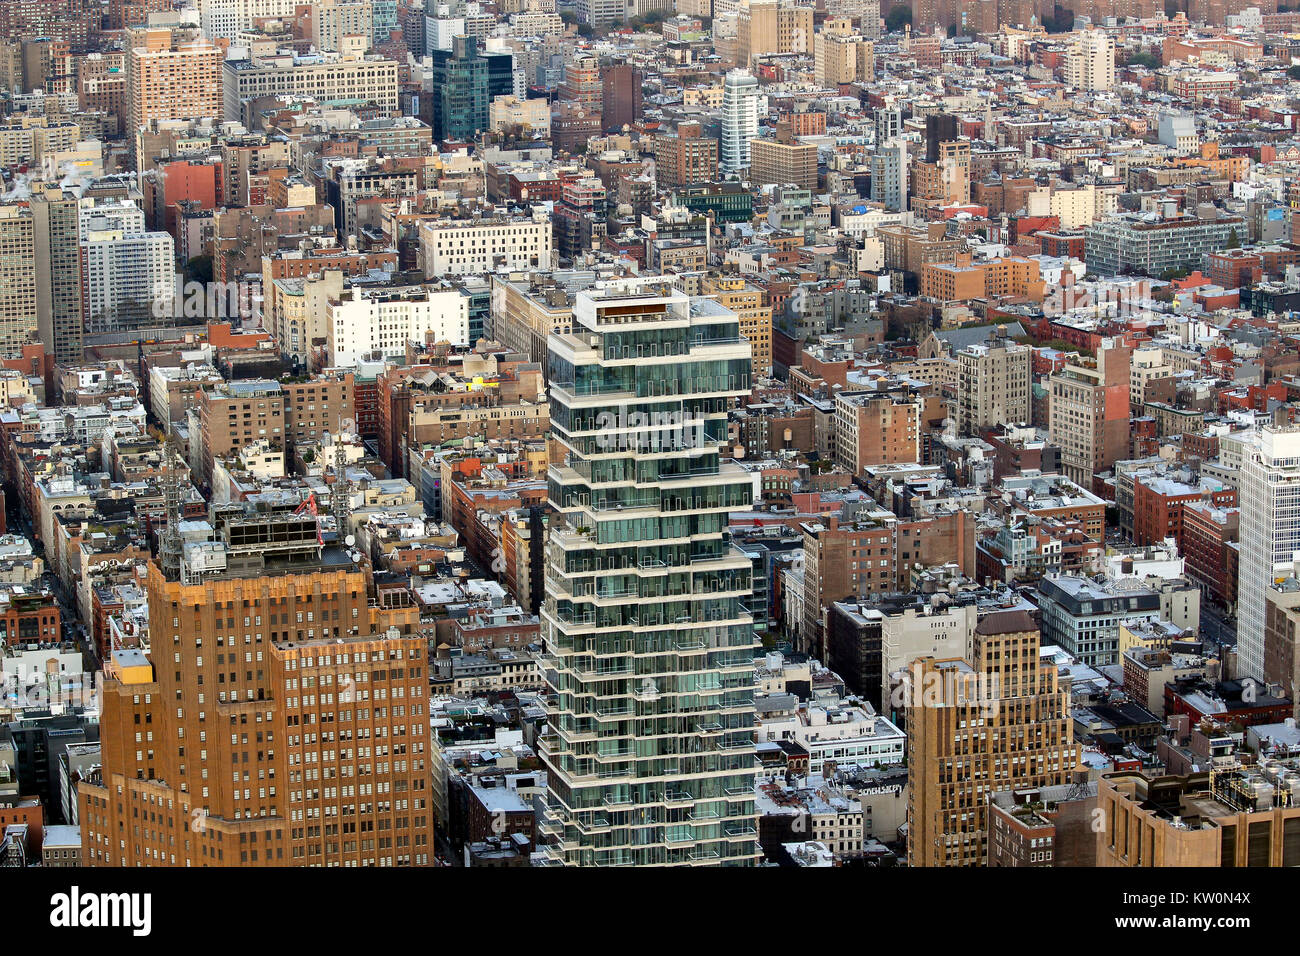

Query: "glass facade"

xmin=430 ymin=36 xmax=488 ymax=144
xmin=538 ymin=282 xmax=762 ymax=866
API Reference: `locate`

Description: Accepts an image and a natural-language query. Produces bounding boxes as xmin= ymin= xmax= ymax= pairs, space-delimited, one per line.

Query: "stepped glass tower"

xmin=538 ymin=279 xmax=762 ymax=866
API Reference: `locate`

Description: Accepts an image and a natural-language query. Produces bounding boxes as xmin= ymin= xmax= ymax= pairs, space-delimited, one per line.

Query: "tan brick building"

xmin=749 ymin=137 xmax=818 ymax=190
xmin=955 ymin=332 xmax=1033 ymax=437
xmin=653 ymin=122 xmax=719 ymax=189
xmin=1097 ymin=762 xmax=1300 ymax=867
xmin=702 ymin=274 xmax=773 ymax=378
xmin=0 ymin=204 xmax=36 ymax=360
xmin=80 ymin=519 xmax=429 ymax=867
xmin=907 ymin=610 xmax=1081 ymax=866
xmin=197 ymin=380 xmax=285 ymax=483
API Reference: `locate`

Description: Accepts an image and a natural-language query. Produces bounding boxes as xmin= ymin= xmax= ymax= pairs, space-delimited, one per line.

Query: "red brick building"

xmin=1181 ymin=500 xmax=1239 ymax=609
xmin=0 ymin=587 xmax=60 ymax=647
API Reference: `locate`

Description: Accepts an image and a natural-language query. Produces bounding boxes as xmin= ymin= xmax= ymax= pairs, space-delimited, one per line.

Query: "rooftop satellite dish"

xmin=345 ymin=534 xmax=356 ymax=547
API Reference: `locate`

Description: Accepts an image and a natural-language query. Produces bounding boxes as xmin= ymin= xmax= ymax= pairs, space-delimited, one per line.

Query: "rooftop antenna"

xmin=330 ymin=416 xmax=356 ymax=538
xmin=159 ymin=434 xmax=184 ymax=581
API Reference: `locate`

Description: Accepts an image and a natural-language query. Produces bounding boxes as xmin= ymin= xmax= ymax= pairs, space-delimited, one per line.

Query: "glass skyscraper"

xmin=429 ymin=35 xmax=488 ymax=144
xmin=538 ymin=279 xmax=761 ymax=866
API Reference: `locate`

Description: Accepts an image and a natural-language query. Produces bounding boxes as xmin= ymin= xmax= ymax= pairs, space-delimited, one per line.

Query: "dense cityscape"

xmin=0 ymin=0 xmax=1292 ymax=897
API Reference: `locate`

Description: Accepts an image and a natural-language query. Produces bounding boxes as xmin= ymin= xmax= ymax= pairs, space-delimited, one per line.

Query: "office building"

xmin=577 ymin=0 xmax=625 ymax=28
xmin=222 ymin=53 xmax=400 ymax=126
xmin=418 ymin=212 xmax=552 ymax=276
xmin=429 ymin=36 xmax=489 ymax=144
xmin=197 ymin=0 xmax=300 ymax=39
xmin=1098 ymin=760 xmax=1300 ymax=866
xmin=1037 ymin=575 xmax=1162 ymax=668
xmin=538 ymin=279 xmax=760 ymax=866
xmin=79 ymin=502 xmax=430 ymax=867
xmin=600 ymin=64 xmax=642 ymax=134
xmin=1084 ymin=214 xmax=1241 ymax=277
xmin=907 ymin=610 xmax=1080 ymax=866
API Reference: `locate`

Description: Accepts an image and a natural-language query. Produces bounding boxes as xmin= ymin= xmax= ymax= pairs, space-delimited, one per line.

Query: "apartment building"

xmin=749 ymin=137 xmax=818 ymax=190
xmin=538 ymin=280 xmax=760 ymax=866
xmin=738 ymin=0 xmax=814 ymax=67
xmin=0 ymin=205 xmax=36 ymax=360
xmin=197 ymin=0 xmax=300 ymax=39
xmin=418 ymin=213 xmax=552 ymax=276
xmin=1239 ymin=427 xmax=1300 ymax=683
xmin=912 ymin=139 xmax=971 ymax=208
xmin=955 ymin=333 xmax=1032 ymax=437
xmin=720 ymin=68 xmax=761 ymax=175
xmin=1047 ymin=347 xmax=1131 ymax=488
xmin=1064 ymin=29 xmax=1115 ymax=91
xmin=80 ymin=219 xmax=175 ymax=334
xmin=814 ymin=18 xmax=874 ymax=86
xmin=196 ymin=380 xmax=285 ymax=484
xmin=221 ymin=53 xmax=400 ymax=125
xmin=799 ymin=514 xmax=898 ymax=655
xmin=126 ymin=29 xmax=223 ymax=139
xmin=281 ymin=372 xmax=355 ymax=453
xmin=920 ymin=257 xmax=1044 ymax=302
xmin=653 ymin=122 xmax=719 ymax=189
xmin=701 ymin=275 xmax=772 ymax=378
xmin=328 ymin=285 xmax=470 ymax=366
xmin=833 ymin=388 xmax=921 ymax=474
